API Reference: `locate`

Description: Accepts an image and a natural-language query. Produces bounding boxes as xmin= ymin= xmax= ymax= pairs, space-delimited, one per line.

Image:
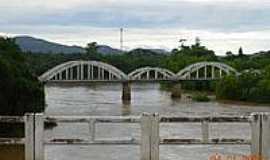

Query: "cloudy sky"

xmin=1 ymin=0 xmax=270 ymax=55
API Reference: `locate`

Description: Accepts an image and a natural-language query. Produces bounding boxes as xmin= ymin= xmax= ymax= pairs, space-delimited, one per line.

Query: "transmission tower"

xmin=120 ymin=28 xmax=123 ymax=51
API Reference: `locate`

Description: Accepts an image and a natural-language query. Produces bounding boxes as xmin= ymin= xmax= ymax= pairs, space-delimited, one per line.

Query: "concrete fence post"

xmin=89 ymin=119 xmax=96 ymax=142
xmin=150 ymin=113 xmax=160 ymax=160
xmin=25 ymin=113 xmax=35 ymax=160
xmin=251 ymin=113 xmax=270 ymax=159
xmin=140 ymin=113 xmax=160 ymax=160
xmin=261 ymin=113 xmax=270 ymax=159
xmin=141 ymin=113 xmax=151 ymax=160
xmin=25 ymin=113 xmax=44 ymax=160
xmin=35 ymin=113 xmax=44 ymax=160
xmin=201 ymin=121 xmax=209 ymax=143
xmin=251 ymin=113 xmax=262 ymax=156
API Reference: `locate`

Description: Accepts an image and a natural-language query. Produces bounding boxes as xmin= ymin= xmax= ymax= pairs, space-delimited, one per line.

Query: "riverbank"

xmin=182 ymin=90 xmax=270 ymax=106
xmin=218 ymin=99 xmax=270 ymax=107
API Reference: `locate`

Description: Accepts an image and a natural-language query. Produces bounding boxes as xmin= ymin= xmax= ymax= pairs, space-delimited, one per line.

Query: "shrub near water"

xmin=216 ymin=67 xmax=270 ymax=103
xmin=192 ymin=93 xmax=210 ymax=102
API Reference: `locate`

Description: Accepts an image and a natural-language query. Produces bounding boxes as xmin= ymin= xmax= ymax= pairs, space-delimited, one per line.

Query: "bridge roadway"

xmin=39 ymin=60 xmax=240 ymax=101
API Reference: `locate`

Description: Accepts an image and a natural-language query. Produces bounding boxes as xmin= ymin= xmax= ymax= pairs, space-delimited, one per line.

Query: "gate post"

xmin=261 ymin=113 xmax=270 ymax=159
xmin=201 ymin=120 xmax=209 ymax=143
xmin=25 ymin=113 xmax=44 ymax=160
xmin=35 ymin=113 xmax=44 ymax=160
xmin=141 ymin=113 xmax=151 ymax=160
xmin=151 ymin=113 xmax=160 ymax=160
xmin=140 ymin=113 xmax=159 ymax=160
xmin=251 ymin=113 xmax=270 ymax=159
xmin=89 ymin=119 xmax=96 ymax=142
xmin=25 ymin=113 xmax=35 ymax=160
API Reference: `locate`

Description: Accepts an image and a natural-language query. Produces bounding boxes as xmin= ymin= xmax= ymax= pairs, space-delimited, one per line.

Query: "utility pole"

xmin=120 ymin=28 xmax=123 ymax=51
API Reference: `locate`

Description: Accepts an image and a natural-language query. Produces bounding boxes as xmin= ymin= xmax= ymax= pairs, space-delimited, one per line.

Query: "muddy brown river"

xmin=16 ymin=83 xmax=270 ymax=160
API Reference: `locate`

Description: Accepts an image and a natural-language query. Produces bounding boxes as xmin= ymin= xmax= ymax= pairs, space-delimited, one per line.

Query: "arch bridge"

xmin=39 ymin=60 xmax=239 ymax=101
xmin=39 ymin=61 xmax=238 ymax=82
xmin=38 ymin=61 xmax=128 ymax=82
xmin=177 ymin=62 xmax=239 ymax=80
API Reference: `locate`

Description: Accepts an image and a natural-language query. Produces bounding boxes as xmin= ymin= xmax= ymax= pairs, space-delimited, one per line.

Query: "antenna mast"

xmin=120 ymin=28 xmax=123 ymax=51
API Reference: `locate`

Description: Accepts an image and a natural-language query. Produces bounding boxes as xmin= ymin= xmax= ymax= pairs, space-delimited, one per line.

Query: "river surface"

xmin=44 ymin=83 xmax=270 ymax=160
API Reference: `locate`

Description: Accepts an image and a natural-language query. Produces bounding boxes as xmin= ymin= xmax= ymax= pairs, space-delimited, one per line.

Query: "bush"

xmin=216 ymin=75 xmax=241 ymax=100
xmin=216 ymin=67 xmax=270 ymax=103
xmin=192 ymin=93 xmax=210 ymax=102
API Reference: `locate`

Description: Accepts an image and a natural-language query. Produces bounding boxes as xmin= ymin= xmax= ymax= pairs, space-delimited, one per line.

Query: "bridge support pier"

xmin=122 ymin=82 xmax=131 ymax=101
xmin=171 ymin=82 xmax=182 ymax=99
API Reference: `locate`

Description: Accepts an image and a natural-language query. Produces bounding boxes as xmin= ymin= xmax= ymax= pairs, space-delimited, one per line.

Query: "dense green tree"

xmin=85 ymin=42 xmax=99 ymax=59
xmin=216 ymin=75 xmax=241 ymax=100
xmin=253 ymin=65 xmax=270 ymax=103
xmin=238 ymin=47 xmax=244 ymax=56
xmin=216 ymin=68 xmax=270 ymax=103
xmin=225 ymin=51 xmax=233 ymax=57
xmin=0 ymin=37 xmax=45 ymax=115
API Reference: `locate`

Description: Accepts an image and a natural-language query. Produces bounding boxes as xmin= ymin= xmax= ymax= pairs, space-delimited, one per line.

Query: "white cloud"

xmin=0 ymin=0 xmax=90 ymax=9
xmin=1 ymin=0 xmax=270 ymax=54
xmin=2 ymin=25 xmax=270 ymax=55
xmin=1 ymin=0 xmax=269 ymax=12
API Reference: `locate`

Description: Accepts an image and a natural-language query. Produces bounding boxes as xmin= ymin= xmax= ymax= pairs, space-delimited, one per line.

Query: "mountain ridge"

xmin=14 ymin=36 xmax=168 ymax=54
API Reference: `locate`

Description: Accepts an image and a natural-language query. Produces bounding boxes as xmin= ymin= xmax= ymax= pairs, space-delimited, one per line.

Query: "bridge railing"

xmin=0 ymin=113 xmax=269 ymax=160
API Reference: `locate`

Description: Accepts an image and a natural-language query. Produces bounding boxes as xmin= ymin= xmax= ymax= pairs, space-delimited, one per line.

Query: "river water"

xmin=44 ymin=83 xmax=270 ymax=160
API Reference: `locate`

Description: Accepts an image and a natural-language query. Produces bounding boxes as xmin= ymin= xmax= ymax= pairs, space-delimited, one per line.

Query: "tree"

xmin=0 ymin=37 xmax=45 ymax=115
xmin=195 ymin=37 xmax=201 ymax=47
xmin=178 ymin=38 xmax=187 ymax=49
xmin=171 ymin=48 xmax=179 ymax=54
xmin=216 ymin=75 xmax=241 ymax=100
xmin=238 ymin=47 xmax=244 ymax=56
xmin=225 ymin=51 xmax=233 ymax=57
xmin=86 ymin=42 xmax=98 ymax=55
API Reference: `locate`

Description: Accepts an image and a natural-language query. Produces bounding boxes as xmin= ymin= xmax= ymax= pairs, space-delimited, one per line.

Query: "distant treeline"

xmin=23 ymin=40 xmax=270 ymax=103
xmin=24 ymin=40 xmax=270 ymax=75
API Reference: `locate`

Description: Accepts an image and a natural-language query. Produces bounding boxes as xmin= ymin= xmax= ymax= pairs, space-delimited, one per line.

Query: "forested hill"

xmin=15 ymin=36 xmax=86 ymax=54
xmin=14 ymin=36 xmax=169 ymax=55
xmin=14 ymin=36 xmax=123 ymax=54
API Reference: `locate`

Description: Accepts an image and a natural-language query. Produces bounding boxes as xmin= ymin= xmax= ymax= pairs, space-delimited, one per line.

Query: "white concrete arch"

xmin=176 ymin=62 xmax=239 ymax=80
xmin=128 ymin=67 xmax=176 ymax=80
xmin=38 ymin=60 xmax=128 ymax=82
